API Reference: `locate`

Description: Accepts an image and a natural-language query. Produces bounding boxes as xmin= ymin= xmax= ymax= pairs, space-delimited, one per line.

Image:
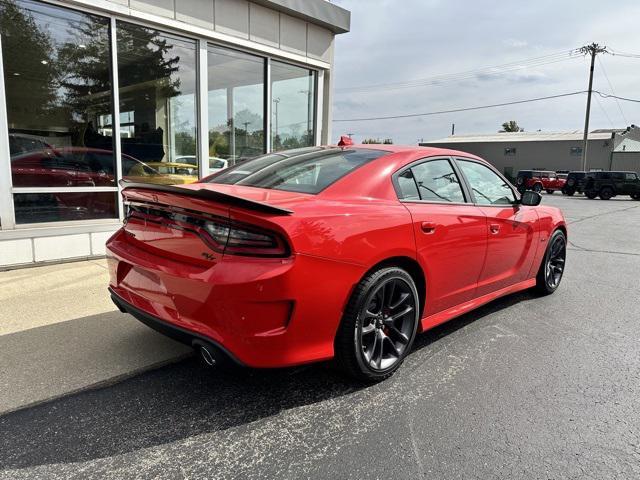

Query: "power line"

xmin=331 ymin=89 xmax=640 ymax=123
xmin=609 ymin=48 xmax=640 ymax=59
xmin=597 ymin=56 xmax=629 ymax=125
xmin=333 ymin=91 xmax=587 ymax=122
xmin=335 ymin=49 xmax=582 ymax=94
xmin=594 ymin=93 xmax=615 ymax=129
xmin=594 ymin=90 xmax=640 ymax=103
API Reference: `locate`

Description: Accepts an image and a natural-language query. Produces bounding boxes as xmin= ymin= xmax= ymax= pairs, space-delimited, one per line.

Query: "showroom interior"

xmin=0 ymin=0 xmax=350 ymax=267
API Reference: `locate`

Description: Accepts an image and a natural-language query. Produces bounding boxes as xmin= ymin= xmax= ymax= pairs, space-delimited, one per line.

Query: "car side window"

xmin=397 ymin=170 xmax=420 ymax=200
xmin=408 ymin=159 xmax=465 ymax=203
xmin=626 ymin=173 xmax=638 ymax=181
xmin=612 ymin=172 xmax=624 ymax=180
xmin=457 ymin=160 xmax=515 ymax=205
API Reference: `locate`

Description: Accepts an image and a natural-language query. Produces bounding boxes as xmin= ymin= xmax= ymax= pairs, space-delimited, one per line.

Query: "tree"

xmin=500 ymin=121 xmax=523 ymax=133
xmin=362 ymin=138 xmax=393 ymax=144
xmin=0 ymin=1 xmax=58 ymax=132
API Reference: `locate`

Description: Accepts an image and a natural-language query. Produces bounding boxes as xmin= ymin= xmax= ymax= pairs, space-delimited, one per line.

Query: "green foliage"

xmin=501 ymin=121 xmax=522 ymax=132
xmin=362 ymin=138 xmax=393 ymax=144
xmin=0 ymin=0 xmax=57 ymax=122
xmin=174 ymin=132 xmax=197 ymax=156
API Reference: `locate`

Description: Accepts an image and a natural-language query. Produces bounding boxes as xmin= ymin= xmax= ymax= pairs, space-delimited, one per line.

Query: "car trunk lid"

xmin=120 ymin=182 xmax=301 ymax=265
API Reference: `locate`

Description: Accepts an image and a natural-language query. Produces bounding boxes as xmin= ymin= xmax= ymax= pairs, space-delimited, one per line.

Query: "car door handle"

xmin=421 ymin=221 xmax=436 ymax=234
xmin=489 ymin=223 xmax=500 ymax=234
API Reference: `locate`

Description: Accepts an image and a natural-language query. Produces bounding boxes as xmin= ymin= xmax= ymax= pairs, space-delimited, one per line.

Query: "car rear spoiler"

xmin=119 ymin=180 xmax=293 ymax=215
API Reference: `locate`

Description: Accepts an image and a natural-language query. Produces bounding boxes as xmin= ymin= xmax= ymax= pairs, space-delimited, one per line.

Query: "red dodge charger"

xmin=107 ymin=143 xmax=567 ymax=382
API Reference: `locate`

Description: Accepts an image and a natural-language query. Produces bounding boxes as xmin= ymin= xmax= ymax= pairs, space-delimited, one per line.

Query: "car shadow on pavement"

xmin=0 ymin=290 xmax=537 ymax=470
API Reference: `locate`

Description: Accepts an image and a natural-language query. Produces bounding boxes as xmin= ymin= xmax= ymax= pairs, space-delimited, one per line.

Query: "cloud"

xmin=503 ymin=38 xmax=529 ymax=48
xmin=331 ymin=0 xmax=640 ymax=144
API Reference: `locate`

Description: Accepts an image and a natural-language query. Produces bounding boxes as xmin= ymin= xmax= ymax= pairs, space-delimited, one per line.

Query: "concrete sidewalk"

xmin=0 ymin=260 xmax=191 ymax=414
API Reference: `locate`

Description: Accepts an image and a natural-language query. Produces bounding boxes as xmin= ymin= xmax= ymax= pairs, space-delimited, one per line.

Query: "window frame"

xmin=453 ymin=156 xmax=520 ymax=207
xmin=269 ymin=58 xmax=318 ymax=152
xmin=0 ymin=0 xmax=324 ymax=232
xmin=0 ymin=0 xmax=119 ymax=229
xmin=392 ymin=156 xmax=471 ymax=205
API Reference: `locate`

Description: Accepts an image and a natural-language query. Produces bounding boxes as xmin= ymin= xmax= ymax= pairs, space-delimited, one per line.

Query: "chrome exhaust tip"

xmin=198 ymin=344 xmax=217 ymax=367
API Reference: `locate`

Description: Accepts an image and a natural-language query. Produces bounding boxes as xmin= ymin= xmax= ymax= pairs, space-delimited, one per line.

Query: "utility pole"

xmin=272 ymin=98 xmax=280 ymax=148
xmin=242 ymin=121 xmax=250 ymax=147
xmin=451 ymin=123 xmax=455 ymax=136
xmin=579 ymin=43 xmax=608 ymax=171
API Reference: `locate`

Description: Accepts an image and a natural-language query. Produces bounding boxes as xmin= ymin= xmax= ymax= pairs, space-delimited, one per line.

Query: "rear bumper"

xmin=109 ymin=287 xmax=242 ymax=365
xmin=106 ymin=228 xmax=365 ymax=368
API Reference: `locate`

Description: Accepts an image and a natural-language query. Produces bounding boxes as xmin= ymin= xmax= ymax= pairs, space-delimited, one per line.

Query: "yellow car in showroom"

xmin=123 ymin=157 xmax=196 ymax=185
xmin=144 ymin=162 xmax=199 ymax=184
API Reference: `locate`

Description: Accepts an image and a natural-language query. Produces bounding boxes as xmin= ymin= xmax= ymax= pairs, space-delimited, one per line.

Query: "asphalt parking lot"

xmin=1 ymin=194 xmax=639 ymax=480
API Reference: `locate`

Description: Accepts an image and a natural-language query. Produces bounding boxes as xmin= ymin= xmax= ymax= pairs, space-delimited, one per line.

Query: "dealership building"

xmin=421 ymin=126 xmax=640 ymax=181
xmin=0 ymin=0 xmax=350 ymax=268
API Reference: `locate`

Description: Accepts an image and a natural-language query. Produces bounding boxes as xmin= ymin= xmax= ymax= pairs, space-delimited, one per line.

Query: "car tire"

xmin=585 ymin=190 xmax=597 ymax=199
xmin=631 ymin=193 xmax=640 ymax=200
xmin=533 ymin=183 xmax=543 ymax=193
xmin=546 ymin=189 xmax=554 ymax=194
xmin=334 ymin=267 xmax=420 ymax=383
xmin=535 ymin=229 xmax=566 ymax=296
xmin=599 ymin=187 xmax=614 ymax=200
xmin=566 ymin=190 xmax=575 ymax=196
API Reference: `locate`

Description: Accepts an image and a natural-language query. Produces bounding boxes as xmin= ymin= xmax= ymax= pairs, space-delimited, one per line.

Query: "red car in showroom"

xmin=107 ymin=142 xmax=567 ymax=382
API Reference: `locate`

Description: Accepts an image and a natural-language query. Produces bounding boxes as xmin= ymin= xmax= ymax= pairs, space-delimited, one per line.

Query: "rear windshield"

xmin=205 ymin=148 xmax=389 ymax=194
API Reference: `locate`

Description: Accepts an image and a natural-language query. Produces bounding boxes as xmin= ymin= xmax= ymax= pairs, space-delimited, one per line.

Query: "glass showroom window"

xmin=117 ymin=22 xmax=198 ymax=184
xmin=0 ymin=0 xmax=117 ymax=224
xmin=271 ymin=61 xmax=316 ymax=152
xmin=207 ymin=45 xmax=265 ymax=172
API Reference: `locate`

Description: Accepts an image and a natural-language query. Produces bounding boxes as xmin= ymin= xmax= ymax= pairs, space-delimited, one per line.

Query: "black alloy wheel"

xmin=632 ymin=193 xmax=640 ymax=200
xmin=585 ymin=190 xmax=597 ymax=199
xmin=335 ymin=267 xmax=419 ymax=382
xmin=359 ymin=278 xmax=416 ymax=371
xmin=599 ymin=187 xmax=614 ymax=200
xmin=533 ymin=183 xmax=543 ymax=193
xmin=536 ymin=230 xmax=566 ymax=295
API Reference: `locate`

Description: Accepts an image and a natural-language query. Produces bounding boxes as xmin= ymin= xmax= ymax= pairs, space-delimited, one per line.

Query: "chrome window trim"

xmin=0 ymin=33 xmax=15 ymax=229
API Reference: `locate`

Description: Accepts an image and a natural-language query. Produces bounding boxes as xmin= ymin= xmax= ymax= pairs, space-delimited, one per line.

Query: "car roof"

xmin=332 ymin=143 xmax=482 ymax=158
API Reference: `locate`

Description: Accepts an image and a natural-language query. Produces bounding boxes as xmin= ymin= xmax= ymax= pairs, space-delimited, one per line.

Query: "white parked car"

xmin=175 ymin=156 xmax=229 ymax=175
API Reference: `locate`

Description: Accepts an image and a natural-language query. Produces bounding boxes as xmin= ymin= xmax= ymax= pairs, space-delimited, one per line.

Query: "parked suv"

xmin=561 ymin=171 xmax=587 ymax=196
xmin=516 ymin=170 xmax=566 ymax=194
xmin=583 ymin=171 xmax=640 ymax=200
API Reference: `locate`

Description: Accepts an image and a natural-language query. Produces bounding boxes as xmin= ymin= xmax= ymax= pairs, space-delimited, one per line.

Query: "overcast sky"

xmin=330 ymin=0 xmax=640 ymax=145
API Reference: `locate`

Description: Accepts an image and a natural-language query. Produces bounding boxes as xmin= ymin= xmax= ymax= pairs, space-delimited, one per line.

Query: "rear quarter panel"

xmin=230 ymin=199 xmax=416 ymax=267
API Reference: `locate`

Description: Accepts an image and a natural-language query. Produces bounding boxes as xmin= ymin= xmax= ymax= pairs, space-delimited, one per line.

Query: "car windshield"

xmin=206 ymin=148 xmax=389 ymax=194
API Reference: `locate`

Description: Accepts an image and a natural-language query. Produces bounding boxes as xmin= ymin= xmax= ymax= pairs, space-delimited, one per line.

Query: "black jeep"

xmin=583 ymin=171 xmax=640 ymax=200
xmin=561 ymin=171 xmax=587 ymax=196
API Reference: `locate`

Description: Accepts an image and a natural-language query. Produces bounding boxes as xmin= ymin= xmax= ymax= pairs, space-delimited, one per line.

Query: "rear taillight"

xmin=127 ymin=203 xmax=289 ymax=258
xmin=202 ymin=220 xmax=289 ymax=257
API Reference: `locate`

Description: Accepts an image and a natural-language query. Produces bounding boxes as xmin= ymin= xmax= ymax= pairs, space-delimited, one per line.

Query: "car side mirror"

xmin=520 ymin=190 xmax=542 ymax=206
